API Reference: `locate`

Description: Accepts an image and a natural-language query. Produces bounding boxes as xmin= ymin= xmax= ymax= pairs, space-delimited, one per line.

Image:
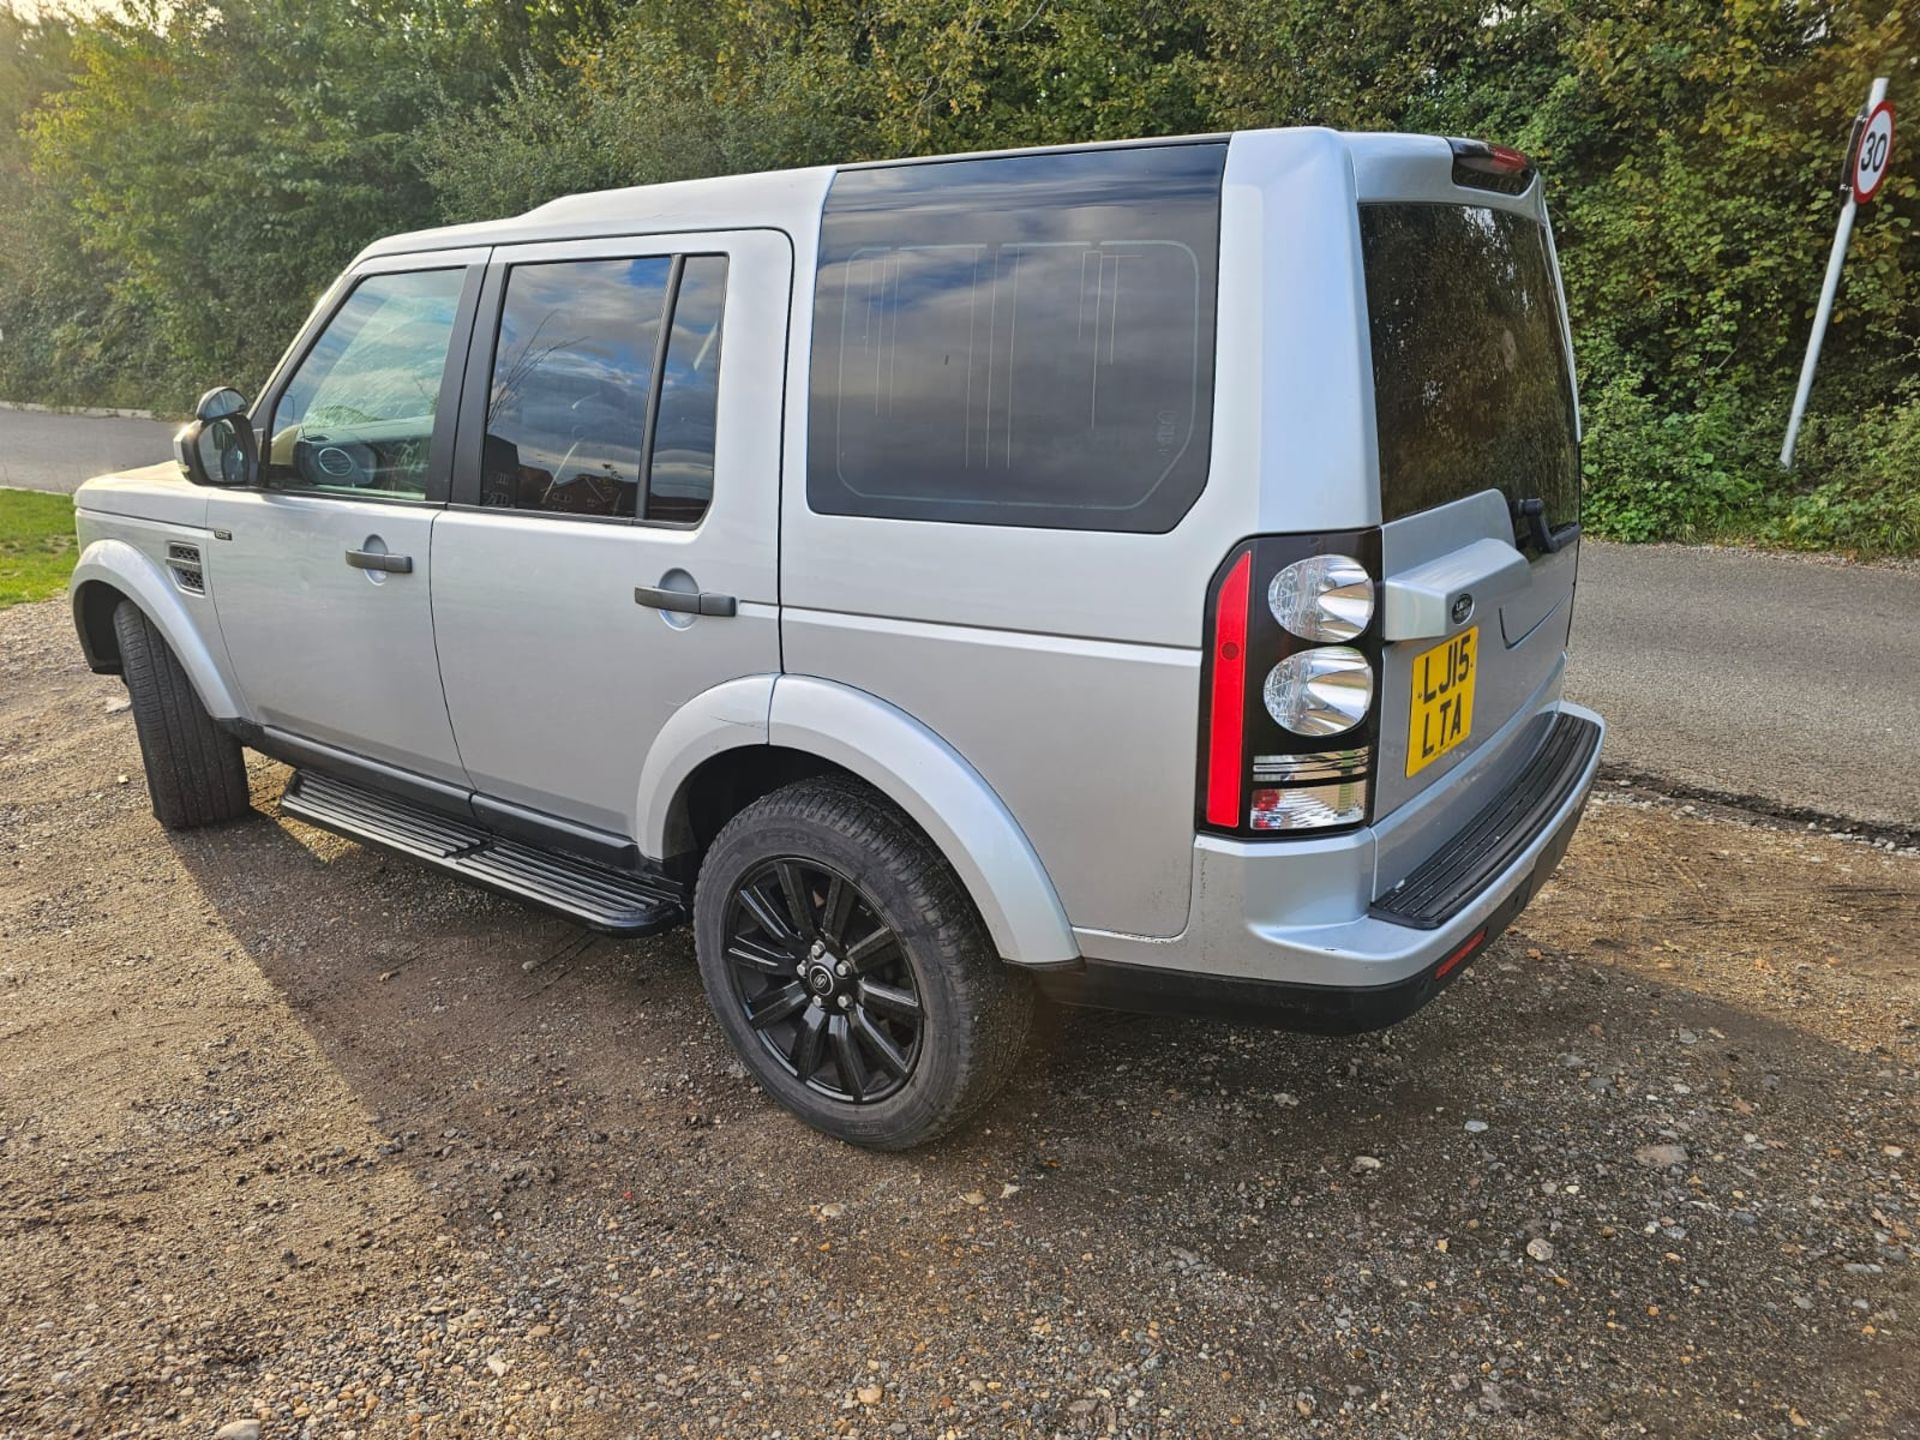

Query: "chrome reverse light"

xmin=1250 ymin=749 xmax=1369 ymax=831
xmin=1249 ymin=780 xmax=1368 ymax=831
xmin=1268 ymin=554 xmax=1373 ymax=641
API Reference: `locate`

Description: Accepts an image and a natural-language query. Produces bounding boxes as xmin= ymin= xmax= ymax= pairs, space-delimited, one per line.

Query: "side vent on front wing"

xmin=165 ymin=542 xmax=206 ymax=596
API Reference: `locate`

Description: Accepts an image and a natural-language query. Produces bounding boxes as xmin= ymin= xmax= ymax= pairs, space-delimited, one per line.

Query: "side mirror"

xmin=175 ymin=386 xmax=257 ymax=487
xmin=196 ymin=386 xmax=248 ymax=423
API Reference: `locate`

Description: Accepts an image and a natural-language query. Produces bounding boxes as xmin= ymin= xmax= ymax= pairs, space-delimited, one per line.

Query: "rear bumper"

xmin=1045 ymin=702 xmax=1603 ymax=1032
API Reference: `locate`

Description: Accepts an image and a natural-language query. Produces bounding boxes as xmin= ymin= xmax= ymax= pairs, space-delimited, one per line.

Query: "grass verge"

xmin=0 ymin=488 xmax=77 ymax=608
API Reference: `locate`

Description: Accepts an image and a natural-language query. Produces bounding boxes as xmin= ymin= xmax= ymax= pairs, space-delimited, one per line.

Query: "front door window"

xmin=264 ymin=268 xmax=467 ymax=500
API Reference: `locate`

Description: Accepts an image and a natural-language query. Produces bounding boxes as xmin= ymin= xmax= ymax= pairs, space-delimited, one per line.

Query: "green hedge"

xmin=2 ymin=0 xmax=1914 ymax=552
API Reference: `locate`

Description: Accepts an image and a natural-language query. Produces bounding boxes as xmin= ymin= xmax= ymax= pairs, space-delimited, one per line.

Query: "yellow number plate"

xmin=1407 ymin=627 xmax=1477 ymax=777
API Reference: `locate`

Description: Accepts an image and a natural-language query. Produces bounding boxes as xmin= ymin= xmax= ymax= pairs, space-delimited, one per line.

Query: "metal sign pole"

xmin=1781 ymin=75 xmax=1890 ymax=470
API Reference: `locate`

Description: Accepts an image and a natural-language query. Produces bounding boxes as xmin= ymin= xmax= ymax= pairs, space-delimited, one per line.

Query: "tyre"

xmin=694 ymin=777 xmax=1033 ymax=1149
xmin=112 ymin=600 xmax=251 ymax=830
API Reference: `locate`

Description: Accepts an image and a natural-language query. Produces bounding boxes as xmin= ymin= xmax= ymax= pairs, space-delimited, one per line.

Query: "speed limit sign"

xmin=1853 ymin=99 xmax=1895 ymax=204
xmin=1783 ymin=78 xmax=1895 ymax=469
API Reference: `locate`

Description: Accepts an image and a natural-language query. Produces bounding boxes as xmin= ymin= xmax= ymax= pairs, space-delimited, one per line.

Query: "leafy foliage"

xmin=1 ymin=0 xmax=1916 ymax=551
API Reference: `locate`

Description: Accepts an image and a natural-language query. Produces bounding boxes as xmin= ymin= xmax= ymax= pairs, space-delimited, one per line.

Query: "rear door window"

xmin=808 ymin=144 xmax=1225 ymax=533
xmin=481 ymin=257 xmax=672 ymax=519
xmin=1360 ymin=203 xmax=1580 ymax=543
xmin=646 ymin=255 xmax=729 ymax=524
xmin=480 ymin=254 xmax=729 ymax=524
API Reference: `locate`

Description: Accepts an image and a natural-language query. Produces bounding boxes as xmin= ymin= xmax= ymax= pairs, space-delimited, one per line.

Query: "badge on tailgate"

xmin=1407 ymin=627 xmax=1477 ymax=776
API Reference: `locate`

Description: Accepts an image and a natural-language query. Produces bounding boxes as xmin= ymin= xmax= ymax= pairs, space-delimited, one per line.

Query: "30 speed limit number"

xmin=1853 ymin=100 xmax=1895 ymax=204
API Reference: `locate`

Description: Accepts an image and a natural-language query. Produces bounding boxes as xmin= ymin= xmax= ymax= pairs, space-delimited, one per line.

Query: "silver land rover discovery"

xmin=70 ymin=128 xmax=1602 ymax=1148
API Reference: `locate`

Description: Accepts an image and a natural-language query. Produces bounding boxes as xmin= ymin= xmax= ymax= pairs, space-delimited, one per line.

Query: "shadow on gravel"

xmin=166 ymin=784 xmax=1920 ymax=1439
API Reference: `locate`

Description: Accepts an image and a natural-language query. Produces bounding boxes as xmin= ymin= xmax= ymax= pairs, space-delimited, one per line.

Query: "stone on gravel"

xmin=1526 ymin=1238 xmax=1556 ymax=1263
xmin=1464 ymin=1119 xmax=1489 ymax=1133
xmin=1634 ymin=1143 xmax=1690 ymax=1169
xmin=213 ymin=1423 xmax=260 ymax=1440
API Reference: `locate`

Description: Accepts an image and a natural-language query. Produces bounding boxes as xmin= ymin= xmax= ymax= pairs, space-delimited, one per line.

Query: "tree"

xmin=25 ymin=0 xmax=516 ymax=399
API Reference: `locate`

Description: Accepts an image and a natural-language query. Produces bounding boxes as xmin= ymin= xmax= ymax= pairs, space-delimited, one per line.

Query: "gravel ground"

xmin=2 ymin=596 xmax=1916 ymax=1440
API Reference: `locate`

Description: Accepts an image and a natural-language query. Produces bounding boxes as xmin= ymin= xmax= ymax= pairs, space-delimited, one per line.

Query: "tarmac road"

xmin=6 ymin=404 xmax=1917 ymax=828
xmin=1569 ymin=542 xmax=1920 ymax=831
xmin=0 ymin=404 xmax=176 ymax=493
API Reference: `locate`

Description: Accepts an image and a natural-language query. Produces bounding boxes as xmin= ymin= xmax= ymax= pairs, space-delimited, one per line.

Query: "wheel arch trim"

xmin=771 ymin=677 xmax=1077 ymax=967
xmin=637 ymin=674 xmax=1079 ymax=967
xmin=636 ymin=673 xmax=779 ymax=857
xmin=69 ymin=539 xmax=246 ymax=721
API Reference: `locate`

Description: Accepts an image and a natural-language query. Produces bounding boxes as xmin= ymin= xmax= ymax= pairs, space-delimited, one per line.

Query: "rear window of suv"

xmin=1360 ymin=203 xmax=1580 ymax=544
xmin=808 ymin=143 xmax=1225 ymax=533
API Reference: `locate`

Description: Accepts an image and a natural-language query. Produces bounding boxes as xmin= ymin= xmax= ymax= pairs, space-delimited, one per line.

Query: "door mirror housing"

xmin=175 ymin=386 xmax=257 ymax=487
xmin=195 ymin=385 xmax=248 ymax=423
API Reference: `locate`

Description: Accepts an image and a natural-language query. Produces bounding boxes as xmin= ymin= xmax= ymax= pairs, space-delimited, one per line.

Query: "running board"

xmin=279 ymin=769 xmax=686 ymax=936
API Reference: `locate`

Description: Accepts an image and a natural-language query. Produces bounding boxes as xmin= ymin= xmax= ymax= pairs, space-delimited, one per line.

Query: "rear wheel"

xmin=694 ymin=777 xmax=1032 ymax=1149
xmin=112 ymin=600 xmax=251 ymax=830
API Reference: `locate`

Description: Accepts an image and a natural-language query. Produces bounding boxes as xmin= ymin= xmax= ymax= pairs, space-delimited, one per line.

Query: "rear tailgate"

xmin=1354 ymin=163 xmax=1584 ymax=865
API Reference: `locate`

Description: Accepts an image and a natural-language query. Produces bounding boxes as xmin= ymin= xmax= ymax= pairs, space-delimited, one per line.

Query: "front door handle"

xmin=346 ymin=548 xmax=413 ymax=574
xmin=634 ymin=585 xmax=736 ymax=617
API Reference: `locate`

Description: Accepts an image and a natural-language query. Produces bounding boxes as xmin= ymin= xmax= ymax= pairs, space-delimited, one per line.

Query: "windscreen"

xmin=1360 ymin=203 xmax=1580 ymax=542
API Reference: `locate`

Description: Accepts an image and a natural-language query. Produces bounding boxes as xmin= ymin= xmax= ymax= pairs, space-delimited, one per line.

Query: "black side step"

xmin=280 ymin=770 xmax=686 ymax=936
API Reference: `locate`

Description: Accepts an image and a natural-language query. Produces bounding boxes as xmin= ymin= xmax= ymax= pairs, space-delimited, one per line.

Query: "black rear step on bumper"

xmin=279 ymin=770 xmax=685 ymax=936
xmin=1371 ymin=711 xmax=1601 ymax=929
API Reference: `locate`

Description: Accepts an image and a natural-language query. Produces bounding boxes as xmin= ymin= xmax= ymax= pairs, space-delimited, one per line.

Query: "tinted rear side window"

xmin=1361 ymin=204 xmax=1580 ymax=542
xmin=808 ymin=144 xmax=1225 ymax=532
xmin=481 ymin=257 xmax=671 ymax=518
xmin=646 ymin=255 xmax=728 ymax=524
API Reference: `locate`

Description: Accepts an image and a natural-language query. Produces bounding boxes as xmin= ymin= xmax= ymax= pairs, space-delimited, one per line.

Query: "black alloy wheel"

xmin=694 ymin=777 xmax=1033 ymax=1149
xmin=722 ymin=858 xmax=924 ymax=1104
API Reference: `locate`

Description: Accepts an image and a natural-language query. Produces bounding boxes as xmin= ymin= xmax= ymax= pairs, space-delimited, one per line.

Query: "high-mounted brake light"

xmin=1448 ymin=138 xmax=1536 ymax=195
xmin=1204 ymin=551 xmax=1252 ymax=828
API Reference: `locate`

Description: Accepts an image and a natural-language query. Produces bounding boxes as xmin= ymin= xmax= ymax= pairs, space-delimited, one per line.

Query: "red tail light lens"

xmin=1204 ymin=550 xmax=1252 ymax=828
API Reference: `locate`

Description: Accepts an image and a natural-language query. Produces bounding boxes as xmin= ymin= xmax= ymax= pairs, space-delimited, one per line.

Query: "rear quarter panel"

xmin=780 ymin=130 xmax=1377 ymax=938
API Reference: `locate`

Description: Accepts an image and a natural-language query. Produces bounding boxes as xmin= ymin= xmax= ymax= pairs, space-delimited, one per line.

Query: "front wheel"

xmin=112 ymin=600 xmax=251 ymax=830
xmin=693 ymin=778 xmax=1032 ymax=1149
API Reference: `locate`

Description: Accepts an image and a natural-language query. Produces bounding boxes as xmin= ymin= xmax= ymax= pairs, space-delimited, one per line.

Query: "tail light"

xmin=1198 ymin=532 xmax=1383 ymax=836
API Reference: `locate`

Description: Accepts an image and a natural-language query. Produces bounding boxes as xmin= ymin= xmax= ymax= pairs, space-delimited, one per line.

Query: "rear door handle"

xmin=345 ymin=548 xmax=413 ymax=574
xmin=634 ymin=585 xmax=736 ymax=617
